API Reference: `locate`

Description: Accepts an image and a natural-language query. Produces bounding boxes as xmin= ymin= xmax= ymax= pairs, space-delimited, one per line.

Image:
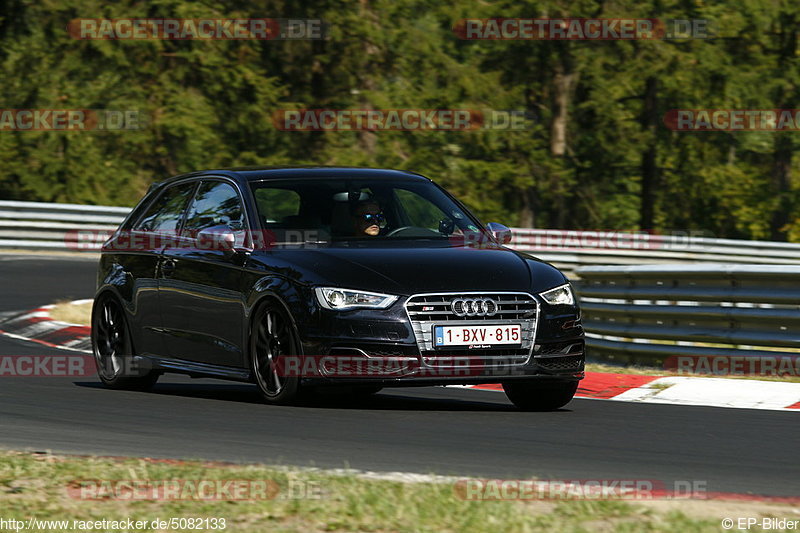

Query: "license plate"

xmin=433 ymin=324 xmax=522 ymax=347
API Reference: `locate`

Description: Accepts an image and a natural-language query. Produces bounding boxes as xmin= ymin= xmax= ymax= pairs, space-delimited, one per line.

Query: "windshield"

xmin=250 ymin=178 xmax=484 ymax=243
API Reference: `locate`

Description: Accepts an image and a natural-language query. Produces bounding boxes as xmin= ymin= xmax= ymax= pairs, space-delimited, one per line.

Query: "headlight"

xmin=315 ymin=287 xmax=398 ymax=310
xmin=539 ymin=283 xmax=575 ymax=306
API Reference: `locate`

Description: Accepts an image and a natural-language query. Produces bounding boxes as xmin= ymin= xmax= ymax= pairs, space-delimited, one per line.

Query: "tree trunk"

xmin=639 ymin=76 xmax=658 ymax=230
xmin=550 ymin=63 xmax=575 ymax=157
xmin=769 ymin=12 xmax=797 ymax=241
xmin=518 ymin=187 xmax=538 ymax=228
xmin=550 ymin=56 xmax=577 ymax=228
xmin=770 ymin=134 xmax=792 ymax=240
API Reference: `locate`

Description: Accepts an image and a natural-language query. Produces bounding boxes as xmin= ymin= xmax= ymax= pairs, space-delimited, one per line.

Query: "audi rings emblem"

xmin=451 ymin=297 xmax=497 ymax=317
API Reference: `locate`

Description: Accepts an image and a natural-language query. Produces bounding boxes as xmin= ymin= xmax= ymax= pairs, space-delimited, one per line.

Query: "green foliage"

xmin=1 ymin=0 xmax=799 ymax=240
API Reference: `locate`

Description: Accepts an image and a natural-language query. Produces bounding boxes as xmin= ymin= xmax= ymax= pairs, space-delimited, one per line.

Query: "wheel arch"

xmin=91 ymin=287 xmax=139 ymax=356
xmin=244 ymin=281 xmax=308 ymax=372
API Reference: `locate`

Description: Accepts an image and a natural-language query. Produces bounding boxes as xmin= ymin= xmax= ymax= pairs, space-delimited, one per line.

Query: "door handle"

xmin=161 ymin=259 xmax=176 ymax=277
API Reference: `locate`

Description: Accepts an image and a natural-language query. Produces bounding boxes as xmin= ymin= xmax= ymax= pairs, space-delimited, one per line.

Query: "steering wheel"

xmin=386 ymin=226 xmax=442 ymax=237
xmin=386 ymin=226 xmax=415 ymax=237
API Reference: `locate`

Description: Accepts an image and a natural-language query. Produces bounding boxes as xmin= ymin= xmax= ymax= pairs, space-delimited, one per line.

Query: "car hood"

xmin=251 ymin=241 xmax=567 ymax=295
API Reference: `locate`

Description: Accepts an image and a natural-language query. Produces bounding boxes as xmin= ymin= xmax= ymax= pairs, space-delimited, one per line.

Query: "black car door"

xmin=123 ymin=180 xmax=197 ymax=358
xmin=157 ymin=178 xmax=250 ymax=367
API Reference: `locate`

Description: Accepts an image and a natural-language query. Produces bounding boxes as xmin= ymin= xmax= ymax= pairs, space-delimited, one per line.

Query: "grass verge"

xmin=1 ymin=451 xmax=793 ymax=533
xmin=48 ymin=300 xmax=93 ymax=326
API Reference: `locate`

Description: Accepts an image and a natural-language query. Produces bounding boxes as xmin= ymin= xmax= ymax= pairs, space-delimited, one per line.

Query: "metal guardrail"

xmin=5 ymin=201 xmax=800 ymax=271
xmin=576 ymin=264 xmax=800 ymax=364
xmin=0 ymin=201 xmax=128 ymax=251
xmin=511 ymin=228 xmax=800 ymax=275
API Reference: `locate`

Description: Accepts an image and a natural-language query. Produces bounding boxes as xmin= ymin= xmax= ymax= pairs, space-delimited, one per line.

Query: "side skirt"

xmin=137 ymin=355 xmax=252 ymax=382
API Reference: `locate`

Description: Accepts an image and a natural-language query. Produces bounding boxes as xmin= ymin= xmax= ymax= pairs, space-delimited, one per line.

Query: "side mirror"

xmin=196 ymin=225 xmax=236 ymax=254
xmin=486 ymin=222 xmax=512 ymax=245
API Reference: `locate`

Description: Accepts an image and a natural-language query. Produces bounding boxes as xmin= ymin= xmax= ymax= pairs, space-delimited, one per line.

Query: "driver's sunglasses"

xmin=359 ymin=213 xmax=385 ymax=223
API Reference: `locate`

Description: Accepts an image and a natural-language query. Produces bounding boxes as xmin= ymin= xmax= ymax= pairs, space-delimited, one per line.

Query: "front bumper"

xmin=298 ymin=292 xmax=585 ymax=386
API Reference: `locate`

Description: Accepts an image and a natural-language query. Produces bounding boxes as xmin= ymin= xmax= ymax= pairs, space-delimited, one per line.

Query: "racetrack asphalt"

xmin=0 ymin=254 xmax=797 ymax=497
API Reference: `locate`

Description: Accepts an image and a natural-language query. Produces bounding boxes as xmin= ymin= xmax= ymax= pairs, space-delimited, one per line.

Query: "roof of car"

xmin=154 ymin=166 xmax=431 ymax=188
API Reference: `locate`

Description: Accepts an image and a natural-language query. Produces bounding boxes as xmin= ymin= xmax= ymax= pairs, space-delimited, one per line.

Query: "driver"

xmin=351 ymin=200 xmax=384 ymax=236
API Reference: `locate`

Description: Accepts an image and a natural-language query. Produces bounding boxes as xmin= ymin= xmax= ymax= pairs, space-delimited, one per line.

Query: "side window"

xmin=254 ymin=188 xmax=301 ymax=224
xmin=134 ymin=182 xmax=196 ymax=234
xmin=182 ymin=181 xmax=247 ymax=244
xmin=395 ymin=189 xmax=448 ymax=230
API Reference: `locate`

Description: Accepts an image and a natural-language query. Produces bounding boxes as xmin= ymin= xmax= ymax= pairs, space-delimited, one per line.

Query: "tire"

xmin=92 ymin=294 xmax=159 ymax=391
xmin=250 ymin=299 xmax=304 ymax=405
xmin=502 ymin=381 xmax=579 ymax=411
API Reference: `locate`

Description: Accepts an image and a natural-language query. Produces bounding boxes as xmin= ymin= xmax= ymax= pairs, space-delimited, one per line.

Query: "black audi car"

xmin=92 ymin=167 xmax=584 ymax=410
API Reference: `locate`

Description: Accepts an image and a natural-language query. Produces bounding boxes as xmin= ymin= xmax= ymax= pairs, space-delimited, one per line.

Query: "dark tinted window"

xmin=134 ymin=182 xmax=196 ymax=234
xmin=254 ymin=188 xmax=301 ymax=223
xmin=395 ymin=189 xmax=449 ymax=230
xmin=182 ymin=181 xmax=247 ymax=246
xmin=250 ymin=178 xmax=480 ymax=241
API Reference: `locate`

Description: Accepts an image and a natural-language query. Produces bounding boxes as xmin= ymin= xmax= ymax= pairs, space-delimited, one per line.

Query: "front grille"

xmin=406 ymin=293 xmax=536 ymax=322
xmin=405 ymin=292 xmax=538 ymax=367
